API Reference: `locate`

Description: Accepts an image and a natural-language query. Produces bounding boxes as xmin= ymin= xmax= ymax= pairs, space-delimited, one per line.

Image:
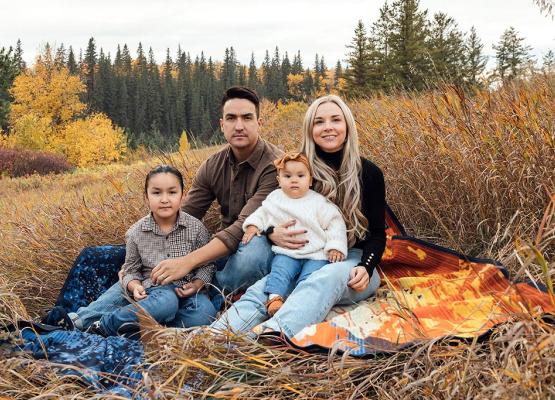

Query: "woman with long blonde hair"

xmin=212 ymin=95 xmax=386 ymax=337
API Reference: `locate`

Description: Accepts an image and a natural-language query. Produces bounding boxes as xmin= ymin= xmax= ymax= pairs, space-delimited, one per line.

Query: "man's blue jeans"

xmin=265 ymin=254 xmax=328 ymax=298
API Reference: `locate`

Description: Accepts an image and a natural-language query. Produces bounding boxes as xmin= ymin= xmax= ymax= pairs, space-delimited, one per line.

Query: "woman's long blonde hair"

xmin=300 ymin=95 xmax=367 ymax=246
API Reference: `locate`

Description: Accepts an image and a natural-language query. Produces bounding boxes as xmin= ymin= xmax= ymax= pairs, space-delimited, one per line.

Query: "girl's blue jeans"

xmin=68 ymin=235 xmax=271 ymax=330
xmin=69 ymin=284 xmax=216 ymax=333
xmin=211 ymin=248 xmax=381 ymax=338
xmin=99 ymin=284 xmax=179 ymax=336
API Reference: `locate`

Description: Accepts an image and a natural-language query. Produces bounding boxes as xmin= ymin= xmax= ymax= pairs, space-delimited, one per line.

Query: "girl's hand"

xmin=133 ymin=285 xmax=147 ymax=301
xmin=327 ymin=249 xmax=345 ymax=263
xmin=175 ymin=279 xmax=204 ymax=298
xmin=348 ymin=266 xmax=369 ymax=292
xmin=268 ymin=220 xmax=308 ymax=249
xmin=242 ymin=225 xmax=261 ymax=245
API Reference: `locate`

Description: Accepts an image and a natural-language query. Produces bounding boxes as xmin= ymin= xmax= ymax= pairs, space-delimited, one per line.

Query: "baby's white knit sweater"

xmin=243 ymin=189 xmax=348 ymax=260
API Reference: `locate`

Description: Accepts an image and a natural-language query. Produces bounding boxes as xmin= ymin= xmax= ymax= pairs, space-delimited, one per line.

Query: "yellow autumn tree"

xmin=55 ymin=113 xmax=127 ymax=167
xmin=179 ymin=130 xmax=191 ymax=152
xmin=10 ymin=52 xmax=85 ymax=126
xmin=287 ymin=73 xmax=305 ymax=100
xmin=7 ymin=46 xmax=127 ymax=167
xmin=8 ymin=113 xmax=54 ymax=150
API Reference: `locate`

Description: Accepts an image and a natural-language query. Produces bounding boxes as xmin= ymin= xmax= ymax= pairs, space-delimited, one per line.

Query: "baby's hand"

xmin=327 ymin=249 xmax=345 ymax=263
xmin=242 ymin=225 xmax=261 ymax=245
xmin=133 ymin=285 xmax=147 ymax=301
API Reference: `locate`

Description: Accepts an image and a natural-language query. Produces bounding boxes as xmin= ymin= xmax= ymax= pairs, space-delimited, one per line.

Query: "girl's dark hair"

xmin=144 ymin=165 xmax=185 ymax=194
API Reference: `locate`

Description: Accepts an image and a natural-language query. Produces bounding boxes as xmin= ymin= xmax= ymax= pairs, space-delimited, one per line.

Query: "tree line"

xmin=1 ymin=0 xmax=554 ymax=150
xmin=342 ymin=0 xmax=554 ymax=96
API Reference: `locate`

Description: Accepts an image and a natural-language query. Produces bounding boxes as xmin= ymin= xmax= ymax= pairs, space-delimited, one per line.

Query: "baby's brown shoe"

xmin=266 ymin=296 xmax=284 ymax=316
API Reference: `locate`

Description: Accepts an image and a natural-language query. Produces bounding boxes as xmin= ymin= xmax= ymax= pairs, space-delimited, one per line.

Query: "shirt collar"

xmin=226 ymin=138 xmax=265 ymax=169
xmin=141 ymin=211 xmax=187 ymax=235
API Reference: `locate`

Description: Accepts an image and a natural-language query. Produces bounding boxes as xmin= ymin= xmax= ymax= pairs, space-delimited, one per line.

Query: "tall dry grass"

xmin=0 ymin=148 xmax=218 ymax=316
xmin=0 ymin=76 xmax=554 ymax=398
xmin=263 ymin=75 xmax=555 ymax=278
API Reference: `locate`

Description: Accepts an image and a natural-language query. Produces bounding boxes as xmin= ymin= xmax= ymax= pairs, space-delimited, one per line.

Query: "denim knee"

xmin=170 ymin=293 xmax=217 ymax=328
xmin=216 ymin=235 xmax=273 ymax=291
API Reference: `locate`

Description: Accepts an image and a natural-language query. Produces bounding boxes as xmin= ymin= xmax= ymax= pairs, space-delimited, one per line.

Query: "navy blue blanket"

xmin=7 ymin=245 xmax=151 ymax=395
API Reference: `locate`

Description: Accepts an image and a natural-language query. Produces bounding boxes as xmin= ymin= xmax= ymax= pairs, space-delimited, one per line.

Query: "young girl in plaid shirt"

xmin=67 ymin=165 xmax=216 ymax=336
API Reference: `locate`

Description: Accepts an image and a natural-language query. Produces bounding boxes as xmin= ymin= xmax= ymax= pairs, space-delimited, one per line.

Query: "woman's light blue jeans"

xmin=211 ymin=248 xmax=380 ymax=338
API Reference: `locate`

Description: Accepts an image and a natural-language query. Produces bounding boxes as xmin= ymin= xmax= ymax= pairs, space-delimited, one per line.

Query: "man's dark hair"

xmin=221 ymin=86 xmax=260 ymax=118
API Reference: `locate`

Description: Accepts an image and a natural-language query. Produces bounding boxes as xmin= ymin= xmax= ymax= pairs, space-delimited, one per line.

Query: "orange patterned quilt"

xmin=288 ymin=207 xmax=555 ymax=355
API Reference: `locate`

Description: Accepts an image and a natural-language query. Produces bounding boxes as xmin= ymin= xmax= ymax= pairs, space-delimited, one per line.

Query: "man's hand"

xmin=268 ymin=219 xmax=308 ymax=249
xmin=132 ymin=284 xmax=147 ymax=301
xmin=175 ymin=279 xmax=204 ymax=298
xmin=327 ymin=249 xmax=345 ymax=263
xmin=348 ymin=266 xmax=369 ymax=292
xmin=151 ymin=258 xmax=192 ymax=286
xmin=242 ymin=225 xmax=261 ymax=245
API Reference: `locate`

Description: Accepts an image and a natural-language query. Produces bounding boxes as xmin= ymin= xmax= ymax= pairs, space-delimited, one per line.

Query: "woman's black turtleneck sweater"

xmin=315 ymin=147 xmax=386 ymax=274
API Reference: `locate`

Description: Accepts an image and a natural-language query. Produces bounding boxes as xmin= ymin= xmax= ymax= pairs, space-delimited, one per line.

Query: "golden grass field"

xmin=0 ymin=75 xmax=554 ymax=398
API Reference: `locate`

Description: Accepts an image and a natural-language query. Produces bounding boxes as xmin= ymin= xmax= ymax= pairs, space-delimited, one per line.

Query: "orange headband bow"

xmin=273 ymin=152 xmax=312 ymax=175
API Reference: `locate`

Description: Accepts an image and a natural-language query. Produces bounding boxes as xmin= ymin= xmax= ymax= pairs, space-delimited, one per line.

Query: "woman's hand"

xmin=348 ymin=266 xmax=369 ymax=292
xmin=268 ymin=220 xmax=308 ymax=249
xmin=175 ymin=279 xmax=204 ymax=298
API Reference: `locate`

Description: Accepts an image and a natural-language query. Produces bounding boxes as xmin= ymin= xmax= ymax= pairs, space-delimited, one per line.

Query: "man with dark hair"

xmin=150 ymin=86 xmax=283 ymax=301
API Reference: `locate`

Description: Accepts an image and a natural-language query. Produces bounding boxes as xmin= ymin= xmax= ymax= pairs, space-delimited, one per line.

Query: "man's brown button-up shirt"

xmin=183 ymin=138 xmax=283 ymax=252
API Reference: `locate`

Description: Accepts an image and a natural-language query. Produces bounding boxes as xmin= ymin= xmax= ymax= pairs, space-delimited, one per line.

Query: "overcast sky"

xmin=2 ymin=0 xmax=554 ymax=69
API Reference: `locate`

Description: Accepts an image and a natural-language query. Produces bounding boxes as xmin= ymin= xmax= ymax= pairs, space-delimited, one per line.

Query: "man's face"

xmin=220 ymin=98 xmax=261 ymax=151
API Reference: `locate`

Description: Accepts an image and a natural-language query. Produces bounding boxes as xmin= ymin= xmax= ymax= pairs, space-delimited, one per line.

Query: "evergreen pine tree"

xmin=161 ymin=48 xmax=177 ymax=139
xmin=543 ymin=50 xmax=555 ymax=73
xmin=54 ymin=44 xmax=66 ymax=69
xmin=0 ymin=46 xmax=18 ymax=130
xmin=313 ymin=53 xmax=322 ymax=93
xmin=14 ymin=39 xmax=26 ymax=72
xmin=463 ymin=26 xmax=486 ymax=87
xmin=493 ymin=27 xmax=533 ymax=81
xmin=147 ymin=47 xmax=162 ymax=142
xmin=334 ymin=60 xmax=343 ymax=88
xmin=303 ymin=67 xmax=314 ymax=97
xmin=261 ymin=50 xmax=271 ymax=97
xmin=427 ymin=12 xmax=465 ymax=85
xmin=291 ymin=50 xmax=303 ymax=74
xmin=247 ymin=52 xmax=259 ymax=91
xmin=133 ymin=42 xmax=149 ymax=137
xmin=84 ymin=37 xmax=99 ymax=110
xmin=344 ymin=20 xmax=373 ymax=97
xmin=388 ymin=0 xmax=431 ymax=90
xmin=67 ymin=46 xmax=78 ymax=75
xmin=281 ymin=52 xmax=292 ymax=99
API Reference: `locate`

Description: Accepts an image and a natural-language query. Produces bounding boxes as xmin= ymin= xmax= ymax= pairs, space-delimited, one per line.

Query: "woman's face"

xmin=311 ymin=102 xmax=347 ymax=153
